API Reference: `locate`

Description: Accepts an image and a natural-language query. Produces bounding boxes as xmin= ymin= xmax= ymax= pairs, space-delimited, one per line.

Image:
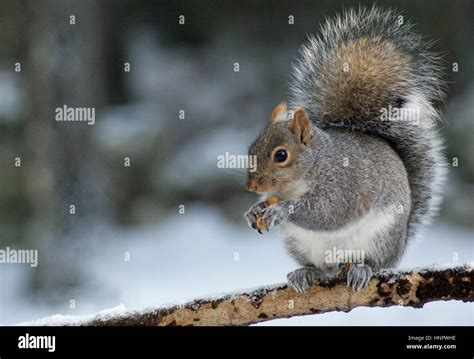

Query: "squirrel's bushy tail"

xmin=289 ymin=6 xmax=447 ymax=240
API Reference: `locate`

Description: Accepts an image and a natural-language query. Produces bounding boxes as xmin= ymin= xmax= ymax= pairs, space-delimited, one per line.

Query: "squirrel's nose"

xmin=246 ymin=180 xmax=258 ymax=192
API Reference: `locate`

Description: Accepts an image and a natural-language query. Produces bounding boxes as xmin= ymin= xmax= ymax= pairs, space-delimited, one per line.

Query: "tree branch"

xmin=87 ymin=264 xmax=473 ymax=326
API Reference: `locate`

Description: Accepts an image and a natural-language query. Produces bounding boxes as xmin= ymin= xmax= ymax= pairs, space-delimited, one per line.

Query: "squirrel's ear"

xmin=269 ymin=102 xmax=288 ymax=124
xmin=290 ymin=107 xmax=312 ymax=145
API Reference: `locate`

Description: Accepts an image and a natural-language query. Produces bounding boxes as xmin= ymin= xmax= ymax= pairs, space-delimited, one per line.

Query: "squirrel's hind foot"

xmin=287 ymin=264 xmax=373 ymax=292
xmin=347 ymin=264 xmax=373 ymax=291
xmin=287 ymin=267 xmax=331 ymax=293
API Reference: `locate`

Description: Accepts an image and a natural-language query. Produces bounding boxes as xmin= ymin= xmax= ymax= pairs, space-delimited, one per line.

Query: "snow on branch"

xmin=24 ymin=264 xmax=473 ymax=326
xmin=85 ymin=264 xmax=473 ymax=326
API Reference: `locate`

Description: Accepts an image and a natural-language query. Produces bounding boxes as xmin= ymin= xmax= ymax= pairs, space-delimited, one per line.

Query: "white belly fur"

xmin=279 ymin=207 xmax=396 ymax=268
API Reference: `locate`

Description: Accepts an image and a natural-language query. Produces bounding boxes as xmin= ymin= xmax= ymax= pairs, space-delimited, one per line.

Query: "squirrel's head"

xmin=246 ymin=103 xmax=314 ymax=195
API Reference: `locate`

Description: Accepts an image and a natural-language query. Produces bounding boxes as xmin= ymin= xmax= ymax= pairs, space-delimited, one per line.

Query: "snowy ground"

xmin=1 ymin=205 xmax=473 ymax=326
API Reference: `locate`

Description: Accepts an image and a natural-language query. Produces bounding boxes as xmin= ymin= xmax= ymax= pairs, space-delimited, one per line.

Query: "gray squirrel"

xmin=244 ymin=7 xmax=447 ymax=292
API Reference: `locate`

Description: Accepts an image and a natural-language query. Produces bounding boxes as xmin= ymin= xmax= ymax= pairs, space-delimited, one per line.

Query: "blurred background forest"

xmin=0 ymin=0 xmax=472 ymax=325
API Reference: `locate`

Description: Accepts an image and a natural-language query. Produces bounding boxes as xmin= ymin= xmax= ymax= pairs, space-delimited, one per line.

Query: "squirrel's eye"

xmin=274 ymin=149 xmax=288 ymax=163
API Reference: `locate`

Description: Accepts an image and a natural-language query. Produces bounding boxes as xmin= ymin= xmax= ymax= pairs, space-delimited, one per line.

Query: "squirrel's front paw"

xmin=244 ymin=198 xmax=283 ymax=234
xmin=244 ymin=201 xmax=268 ymax=234
xmin=262 ymin=204 xmax=285 ymax=230
xmin=347 ymin=264 xmax=373 ymax=291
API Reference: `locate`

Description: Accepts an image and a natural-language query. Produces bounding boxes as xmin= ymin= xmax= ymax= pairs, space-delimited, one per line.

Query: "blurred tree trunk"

xmin=25 ymin=0 xmax=108 ymax=300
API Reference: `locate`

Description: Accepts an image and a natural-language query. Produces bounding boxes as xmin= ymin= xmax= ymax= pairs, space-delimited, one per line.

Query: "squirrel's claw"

xmin=244 ymin=207 xmax=263 ymax=234
xmin=287 ymin=268 xmax=311 ymax=293
xmin=244 ymin=201 xmax=270 ymax=234
xmin=347 ymin=264 xmax=373 ymax=291
xmin=251 ymin=222 xmax=263 ymax=234
xmin=287 ymin=267 xmax=329 ymax=293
